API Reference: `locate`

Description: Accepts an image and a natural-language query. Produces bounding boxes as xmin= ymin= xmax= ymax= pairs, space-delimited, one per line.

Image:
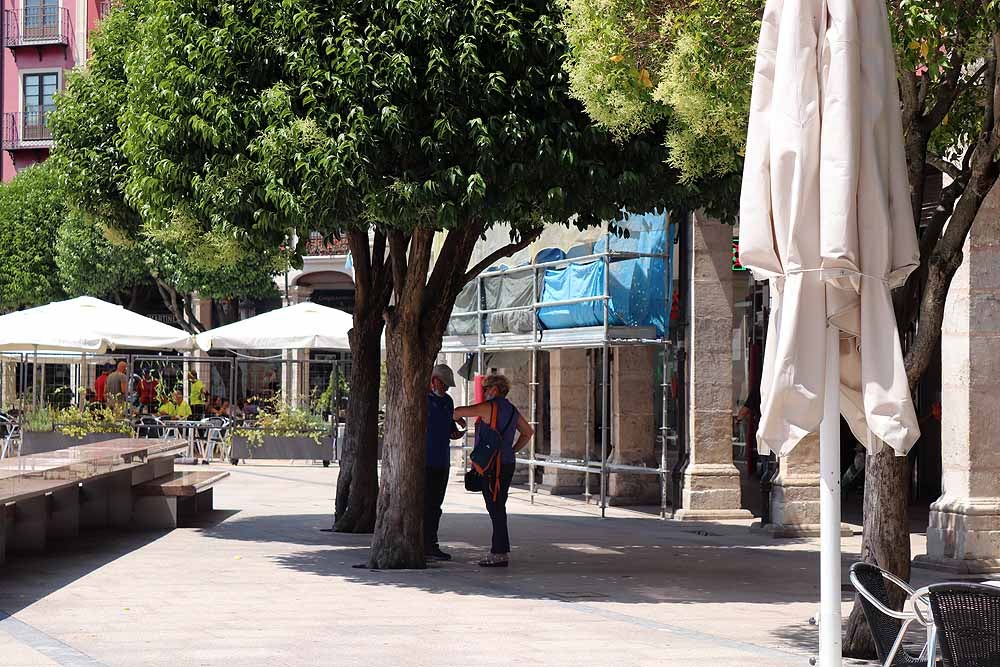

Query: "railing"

xmin=98 ymin=0 xmax=112 ymax=19
xmin=304 ymin=232 xmax=350 ymax=256
xmin=3 ymin=109 xmax=56 ymax=150
xmin=3 ymin=7 xmax=71 ymax=48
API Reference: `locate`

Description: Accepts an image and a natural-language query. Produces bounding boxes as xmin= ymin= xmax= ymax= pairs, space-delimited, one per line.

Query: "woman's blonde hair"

xmin=482 ymin=373 xmax=511 ymax=397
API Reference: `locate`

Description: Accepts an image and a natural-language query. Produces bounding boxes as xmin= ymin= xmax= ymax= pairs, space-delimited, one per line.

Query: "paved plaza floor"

xmin=0 ymin=463 xmax=921 ymax=666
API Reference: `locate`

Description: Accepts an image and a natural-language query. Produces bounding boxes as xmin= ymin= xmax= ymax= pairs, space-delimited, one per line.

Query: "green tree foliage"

xmin=0 ymin=162 xmax=67 ymax=309
xmin=562 ymin=0 xmax=759 ymax=184
xmin=48 ymin=0 xmax=284 ymax=331
xmin=55 ymin=210 xmax=148 ymax=302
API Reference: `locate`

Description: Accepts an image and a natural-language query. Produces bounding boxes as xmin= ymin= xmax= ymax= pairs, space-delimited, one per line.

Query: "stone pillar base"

xmin=766 ymin=472 xmax=822 ymax=538
xmin=750 ymin=521 xmax=855 ymax=538
xmin=918 ymin=496 xmax=1000 ymax=574
xmin=535 ymin=467 xmax=583 ymax=495
xmin=675 ymin=464 xmax=752 ymax=521
xmin=608 ymin=469 xmax=661 ymax=506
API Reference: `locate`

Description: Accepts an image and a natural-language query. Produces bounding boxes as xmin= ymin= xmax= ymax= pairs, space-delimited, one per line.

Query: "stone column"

xmin=919 ymin=183 xmax=1000 ymax=573
xmin=675 ymin=213 xmax=752 ymax=521
xmin=1 ymin=357 xmax=15 ymax=410
xmin=765 ymin=434 xmax=822 ymax=536
xmin=607 ymin=347 xmax=660 ymax=504
xmin=538 ymin=349 xmax=588 ymax=495
xmin=288 ymin=287 xmax=313 ymax=408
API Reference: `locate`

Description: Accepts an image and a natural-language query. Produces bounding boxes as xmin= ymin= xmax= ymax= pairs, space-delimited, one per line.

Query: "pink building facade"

xmin=1 ymin=0 xmax=106 ymax=182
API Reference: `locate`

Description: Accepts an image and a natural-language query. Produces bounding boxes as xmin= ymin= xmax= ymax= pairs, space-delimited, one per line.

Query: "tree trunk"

xmin=366 ymin=224 xmax=534 ymax=568
xmin=368 ymin=315 xmax=433 ymax=568
xmin=333 ymin=311 xmax=383 ymax=533
xmin=843 ymin=451 xmax=912 ymax=658
xmin=333 ymin=228 xmax=393 ymax=534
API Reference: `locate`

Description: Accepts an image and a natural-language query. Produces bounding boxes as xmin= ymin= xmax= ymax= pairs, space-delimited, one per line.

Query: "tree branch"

xmin=926 ymin=155 xmax=963 ymax=181
xmin=924 ymin=58 xmax=986 ymax=134
xmin=464 ymin=227 xmax=543 ymax=284
xmin=387 ymin=230 xmax=410 ymax=305
xmin=153 ymin=277 xmax=198 ymax=335
xmin=348 ymin=228 xmax=373 ymax=313
xmin=181 ymin=295 xmax=207 ymax=333
xmin=425 ymin=223 xmax=482 ymax=302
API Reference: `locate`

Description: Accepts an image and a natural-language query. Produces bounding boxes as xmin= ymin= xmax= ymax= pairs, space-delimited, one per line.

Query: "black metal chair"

xmin=850 ymin=562 xmax=930 ymax=666
xmin=926 ymin=583 xmax=1000 ymax=667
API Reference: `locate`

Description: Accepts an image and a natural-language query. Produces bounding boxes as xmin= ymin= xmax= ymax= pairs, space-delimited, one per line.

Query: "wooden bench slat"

xmin=136 ymin=471 xmax=229 ymax=497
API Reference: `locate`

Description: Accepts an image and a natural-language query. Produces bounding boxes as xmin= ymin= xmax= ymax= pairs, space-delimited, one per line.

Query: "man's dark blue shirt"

xmin=426 ymin=391 xmax=455 ymax=469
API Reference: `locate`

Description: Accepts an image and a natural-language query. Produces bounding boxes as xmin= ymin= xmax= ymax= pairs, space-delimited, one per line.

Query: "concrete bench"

xmin=133 ymin=471 xmax=229 ymax=529
xmin=0 ymin=438 xmax=187 ymax=563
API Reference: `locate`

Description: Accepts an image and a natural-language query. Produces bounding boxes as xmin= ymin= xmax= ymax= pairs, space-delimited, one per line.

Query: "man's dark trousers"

xmin=424 ymin=467 xmax=449 ymax=550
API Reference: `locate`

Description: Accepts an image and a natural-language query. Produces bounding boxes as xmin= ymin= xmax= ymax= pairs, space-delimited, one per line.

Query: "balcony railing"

xmin=3 ymin=7 xmax=71 ymax=48
xmin=3 ymin=109 xmax=55 ymax=150
xmin=304 ymin=233 xmax=350 ymax=256
xmin=98 ymin=0 xmax=112 ymax=20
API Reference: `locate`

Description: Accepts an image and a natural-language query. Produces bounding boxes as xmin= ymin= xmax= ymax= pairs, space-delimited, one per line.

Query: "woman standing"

xmin=454 ymin=374 xmax=534 ymax=567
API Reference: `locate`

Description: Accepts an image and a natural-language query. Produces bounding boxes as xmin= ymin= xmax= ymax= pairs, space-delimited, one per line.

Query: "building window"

xmin=22 ymin=0 xmax=61 ymax=40
xmin=22 ymin=72 xmax=58 ymax=141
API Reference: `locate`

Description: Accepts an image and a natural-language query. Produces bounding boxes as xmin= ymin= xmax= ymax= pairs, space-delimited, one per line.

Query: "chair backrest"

xmin=928 ymin=583 xmax=1000 ymax=667
xmin=136 ymin=415 xmax=164 ymax=438
xmin=850 ymin=562 xmax=910 ymax=665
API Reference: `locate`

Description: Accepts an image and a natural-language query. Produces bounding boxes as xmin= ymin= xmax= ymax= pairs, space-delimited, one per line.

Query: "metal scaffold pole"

xmin=600 ymin=223 xmax=611 ymax=517
xmin=660 ymin=343 xmax=669 ymax=519
xmin=529 ymin=347 xmax=537 ymax=505
xmin=584 ymin=349 xmax=592 ymax=504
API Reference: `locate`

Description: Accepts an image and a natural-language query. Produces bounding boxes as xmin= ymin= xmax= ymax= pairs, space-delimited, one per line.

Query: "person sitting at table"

xmin=158 ymin=389 xmax=192 ymax=421
xmin=207 ymin=396 xmax=222 ymax=416
xmin=188 ymin=370 xmax=207 ymax=419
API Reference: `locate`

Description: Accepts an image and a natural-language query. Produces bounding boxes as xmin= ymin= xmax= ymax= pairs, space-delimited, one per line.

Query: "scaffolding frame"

xmin=442 ymin=219 xmax=679 ymax=518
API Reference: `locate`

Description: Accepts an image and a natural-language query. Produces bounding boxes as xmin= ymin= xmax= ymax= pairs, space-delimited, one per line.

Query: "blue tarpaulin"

xmin=537 ymin=211 xmax=673 ymax=335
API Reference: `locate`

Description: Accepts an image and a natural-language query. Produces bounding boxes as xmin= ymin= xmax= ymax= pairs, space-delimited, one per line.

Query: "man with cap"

xmin=425 ymin=363 xmax=465 ymax=561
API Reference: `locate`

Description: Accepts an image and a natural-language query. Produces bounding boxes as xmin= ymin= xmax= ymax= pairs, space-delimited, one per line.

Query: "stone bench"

xmin=133 ymin=471 xmax=229 ymax=529
xmin=0 ymin=438 xmax=187 ymax=563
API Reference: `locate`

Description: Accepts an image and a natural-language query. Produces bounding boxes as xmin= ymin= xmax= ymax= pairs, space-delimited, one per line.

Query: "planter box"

xmin=230 ymin=434 xmax=335 ymax=462
xmin=20 ymin=431 xmax=127 ymax=456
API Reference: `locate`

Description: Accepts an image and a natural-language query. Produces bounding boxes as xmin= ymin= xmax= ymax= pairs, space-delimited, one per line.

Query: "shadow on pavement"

xmin=198 ymin=508 xmax=841 ymax=608
xmin=0 ymin=528 xmax=170 ymax=617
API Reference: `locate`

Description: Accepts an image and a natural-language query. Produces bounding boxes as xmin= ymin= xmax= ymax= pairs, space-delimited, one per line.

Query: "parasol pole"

xmin=819 ymin=322 xmax=842 ymax=665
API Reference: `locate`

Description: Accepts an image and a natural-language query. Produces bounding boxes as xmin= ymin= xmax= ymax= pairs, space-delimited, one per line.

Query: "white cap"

xmin=431 ymin=364 xmax=456 ymax=388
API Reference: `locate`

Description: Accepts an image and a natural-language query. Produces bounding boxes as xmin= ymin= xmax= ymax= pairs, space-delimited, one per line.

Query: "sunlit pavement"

xmin=0 ymin=462 xmax=899 ymax=666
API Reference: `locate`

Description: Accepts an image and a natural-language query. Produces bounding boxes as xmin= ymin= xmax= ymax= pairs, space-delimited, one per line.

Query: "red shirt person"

xmin=138 ymin=371 xmax=159 ymax=412
xmin=94 ymin=368 xmax=110 ymax=403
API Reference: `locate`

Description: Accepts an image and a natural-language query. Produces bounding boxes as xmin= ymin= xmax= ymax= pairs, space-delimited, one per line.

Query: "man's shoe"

xmin=426 ymin=547 xmax=452 ymax=562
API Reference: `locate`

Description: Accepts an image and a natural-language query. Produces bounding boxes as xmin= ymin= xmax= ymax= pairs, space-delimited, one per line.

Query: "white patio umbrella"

xmin=0 ymin=296 xmax=194 ymax=352
xmin=739 ymin=0 xmax=921 ymax=664
xmin=195 ymin=301 xmax=353 ymax=351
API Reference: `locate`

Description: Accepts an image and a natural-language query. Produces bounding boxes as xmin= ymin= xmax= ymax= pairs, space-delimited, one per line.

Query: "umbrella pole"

xmin=819 ymin=324 xmax=842 ymax=665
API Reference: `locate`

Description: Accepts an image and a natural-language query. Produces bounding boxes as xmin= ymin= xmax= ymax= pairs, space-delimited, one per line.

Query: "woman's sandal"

xmin=478 ymin=555 xmax=509 ymax=568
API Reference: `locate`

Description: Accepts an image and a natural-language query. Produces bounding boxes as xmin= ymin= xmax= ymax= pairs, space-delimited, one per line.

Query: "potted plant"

xmin=20 ymin=403 xmax=134 ymax=456
xmin=229 ymin=397 xmax=334 ymax=464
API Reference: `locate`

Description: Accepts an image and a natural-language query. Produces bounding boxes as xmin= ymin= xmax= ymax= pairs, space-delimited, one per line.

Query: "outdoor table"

xmin=158 ymin=420 xmax=208 ymax=458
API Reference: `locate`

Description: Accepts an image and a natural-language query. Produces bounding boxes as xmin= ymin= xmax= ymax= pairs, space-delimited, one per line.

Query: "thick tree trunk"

xmin=843 ymin=451 xmax=911 ymax=658
xmin=368 ymin=317 xmax=433 ymax=568
xmin=333 ymin=312 xmax=383 ymax=533
xmin=333 ymin=229 xmax=392 ymax=534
